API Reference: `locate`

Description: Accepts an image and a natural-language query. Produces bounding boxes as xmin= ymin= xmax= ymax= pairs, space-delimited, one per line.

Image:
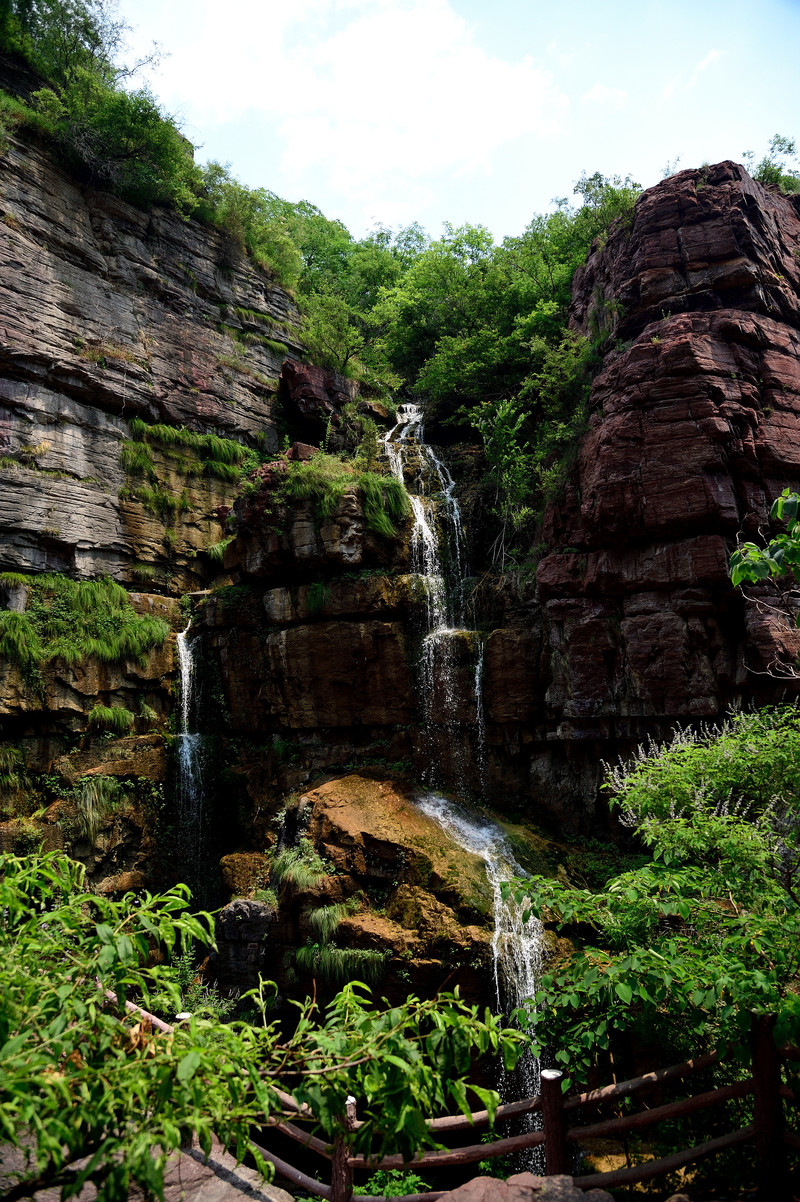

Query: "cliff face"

xmin=489 ymin=161 xmax=800 ymax=817
xmin=0 ymin=129 xmax=302 ymax=883
xmin=0 ymin=131 xmax=301 ymax=591
xmin=199 ymin=162 xmax=800 ymax=831
xmin=3 ymin=145 xmax=800 ymax=952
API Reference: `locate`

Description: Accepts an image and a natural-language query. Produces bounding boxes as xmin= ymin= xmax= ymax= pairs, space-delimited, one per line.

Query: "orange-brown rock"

xmin=211 ymin=775 xmax=497 ymax=997
xmin=96 ymin=868 xmax=148 ymax=894
xmin=220 ymin=851 xmax=273 ymax=897
xmin=52 ymin=735 xmax=168 ymax=784
xmin=0 ymin=816 xmax=63 ymax=852
xmin=298 ymin=775 xmax=492 ymax=917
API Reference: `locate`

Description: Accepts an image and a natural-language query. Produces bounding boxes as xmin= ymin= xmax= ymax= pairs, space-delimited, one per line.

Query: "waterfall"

xmin=176 ymin=623 xmax=206 ymax=899
xmin=385 ymin=405 xmax=544 ymax=1160
xmin=383 ymin=405 xmax=476 ymax=792
xmin=415 ymin=792 xmax=544 ymax=1166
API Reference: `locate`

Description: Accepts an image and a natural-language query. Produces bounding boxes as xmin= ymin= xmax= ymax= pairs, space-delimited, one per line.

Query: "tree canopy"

xmin=1 ymin=851 xmax=523 ymax=1202
xmin=506 ymin=707 xmax=800 ymax=1090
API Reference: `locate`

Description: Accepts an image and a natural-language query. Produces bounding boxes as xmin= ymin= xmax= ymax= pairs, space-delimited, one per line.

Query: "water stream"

xmin=383 ymin=406 xmax=544 ymax=1157
xmin=176 ymin=623 xmax=206 ymax=899
xmin=383 ymin=404 xmax=481 ymax=794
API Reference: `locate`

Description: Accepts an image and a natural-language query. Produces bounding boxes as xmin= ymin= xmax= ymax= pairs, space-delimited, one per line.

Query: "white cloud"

xmin=582 ymin=83 xmax=628 ymax=112
xmin=689 ymin=48 xmax=723 ymax=85
xmin=125 ymin=0 xmax=568 ymax=229
xmin=661 ymin=47 xmax=723 ymax=102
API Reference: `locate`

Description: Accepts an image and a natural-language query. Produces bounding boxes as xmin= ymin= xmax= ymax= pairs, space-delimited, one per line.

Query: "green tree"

xmin=2 ymin=851 xmax=523 ymax=1201
xmin=743 ymin=134 xmax=800 ymax=193
xmin=506 ymin=707 xmax=800 ymax=1089
xmin=730 ymin=488 xmax=800 ymax=598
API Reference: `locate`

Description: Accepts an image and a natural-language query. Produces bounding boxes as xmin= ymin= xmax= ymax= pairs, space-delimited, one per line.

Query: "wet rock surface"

xmin=211 ymin=774 xmax=496 ymax=998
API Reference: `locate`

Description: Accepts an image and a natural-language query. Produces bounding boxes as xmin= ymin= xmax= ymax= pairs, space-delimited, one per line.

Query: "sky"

xmin=117 ymin=0 xmax=800 ymax=242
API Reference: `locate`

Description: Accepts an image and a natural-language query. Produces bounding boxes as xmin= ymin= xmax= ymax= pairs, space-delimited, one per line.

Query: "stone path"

xmin=1 ymin=1137 xmax=293 ymax=1202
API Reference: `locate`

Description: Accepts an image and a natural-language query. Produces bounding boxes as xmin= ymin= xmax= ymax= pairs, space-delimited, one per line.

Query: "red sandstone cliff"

xmin=509 ymin=161 xmax=800 ymax=815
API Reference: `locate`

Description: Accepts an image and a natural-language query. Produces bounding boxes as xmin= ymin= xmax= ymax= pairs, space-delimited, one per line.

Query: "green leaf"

xmin=177 ymin=1050 xmax=202 ymax=1083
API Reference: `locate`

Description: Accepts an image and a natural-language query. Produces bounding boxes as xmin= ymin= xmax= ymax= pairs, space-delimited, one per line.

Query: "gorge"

xmin=2 ymin=110 xmax=800 ymax=1034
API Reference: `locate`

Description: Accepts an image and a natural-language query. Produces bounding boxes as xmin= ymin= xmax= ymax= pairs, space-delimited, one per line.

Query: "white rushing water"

xmin=176 ymin=623 xmax=205 ymax=882
xmin=384 ymin=406 xmax=545 ymax=1160
xmin=383 ymin=404 xmax=476 ymax=791
xmin=415 ymin=793 xmax=543 ymax=1077
xmin=416 ymin=791 xmax=544 ymax=1168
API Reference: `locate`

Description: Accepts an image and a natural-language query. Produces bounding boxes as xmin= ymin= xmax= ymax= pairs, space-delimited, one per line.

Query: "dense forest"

xmin=3 ymin=2 xmax=800 ymax=1200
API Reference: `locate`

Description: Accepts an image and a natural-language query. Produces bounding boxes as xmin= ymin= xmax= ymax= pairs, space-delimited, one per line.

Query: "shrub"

xmin=119 ymin=441 xmax=155 ymax=477
xmin=306 ymin=580 xmax=331 ymax=615
xmin=296 ymin=943 xmax=387 ymax=986
xmin=307 ymin=903 xmax=347 ymax=943
xmin=282 ymin=454 xmax=409 ymax=538
xmin=353 ymin=1169 xmax=431 ymax=1196
xmin=272 ymin=840 xmax=329 ymax=891
xmin=206 ymin=536 xmax=234 ymax=564
xmin=0 ymin=574 xmax=168 ymax=670
xmin=74 ymin=774 xmax=120 ymax=842
xmin=87 ymin=704 xmax=135 ymax=734
xmin=0 ymin=745 xmax=26 ymax=793
xmin=0 ymin=609 xmax=43 ymax=670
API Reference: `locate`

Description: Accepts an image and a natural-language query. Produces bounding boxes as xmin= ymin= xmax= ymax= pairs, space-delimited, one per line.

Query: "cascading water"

xmin=383 ymin=405 xmax=544 ymax=1162
xmin=474 ymin=639 xmax=487 ymax=798
xmin=383 ymin=405 xmax=477 ymax=793
xmin=176 ymin=623 xmax=207 ymax=901
xmin=416 ymin=792 xmax=544 ymax=1167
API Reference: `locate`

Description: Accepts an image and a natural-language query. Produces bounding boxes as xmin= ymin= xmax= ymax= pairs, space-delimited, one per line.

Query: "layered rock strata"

xmin=203 ymin=163 xmax=800 ymax=828
xmin=514 ymin=162 xmax=800 ymax=815
xmin=0 ymin=128 xmax=301 ymax=591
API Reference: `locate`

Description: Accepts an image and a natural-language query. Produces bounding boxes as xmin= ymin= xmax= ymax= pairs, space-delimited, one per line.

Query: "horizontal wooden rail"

xmin=272 ymin=1120 xmax=333 ymax=1160
xmin=426 ymin=1092 xmax=542 ymax=1132
xmin=567 ymin=1079 xmax=753 ymax=1143
xmin=252 ymin=1141 xmax=332 ymax=1199
xmin=101 ymin=983 xmax=785 ymax=1200
xmin=563 ymin=1048 xmax=721 ymax=1112
xmin=102 ymin=986 xmax=175 ymax=1034
xmin=272 ymin=1085 xmax=313 ymax=1118
xmin=573 ymin=1125 xmax=754 ymax=1189
xmin=354 ymin=1194 xmax=445 ymax=1201
xmin=348 ymin=1126 xmax=545 ymax=1172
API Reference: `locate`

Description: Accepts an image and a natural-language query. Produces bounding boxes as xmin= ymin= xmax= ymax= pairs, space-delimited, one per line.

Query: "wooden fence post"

xmin=330 ymin=1096 xmax=357 ymax=1202
xmin=541 ymin=1068 xmax=568 ymax=1175
xmin=751 ymin=1013 xmax=787 ymax=1198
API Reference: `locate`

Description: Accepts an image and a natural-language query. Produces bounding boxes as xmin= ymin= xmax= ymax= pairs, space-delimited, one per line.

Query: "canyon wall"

xmin=0 ymin=130 xmax=300 ymax=591
xmin=3 ymin=138 xmax=800 ymax=986
xmin=0 ymin=125 xmax=301 ymax=884
xmin=201 ymin=163 xmax=800 ymax=831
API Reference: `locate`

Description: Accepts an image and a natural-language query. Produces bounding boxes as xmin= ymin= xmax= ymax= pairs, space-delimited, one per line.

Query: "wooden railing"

xmin=112 ymin=994 xmax=799 ymax=1201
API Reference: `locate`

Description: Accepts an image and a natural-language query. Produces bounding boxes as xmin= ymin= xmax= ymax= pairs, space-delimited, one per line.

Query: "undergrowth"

xmin=122 ymin=420 xmax=262 ymax=519
xmin=74 ymin=775 xmax=121 ymax=842
xmin=282 ymin=454 xmax=409 ymax=539
xmin=295 ymin=943 xmax=387 ymax=986
xmin=272 ymin=840 xmax=329 ymax=891
xmin=87 ymin=705 xmax=136 ymax=734
xmin=0 ymin=573 xmax=169 ymax=671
